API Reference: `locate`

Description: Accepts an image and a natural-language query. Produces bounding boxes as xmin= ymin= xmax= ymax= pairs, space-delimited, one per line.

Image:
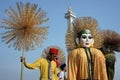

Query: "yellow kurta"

xmin=25 ymin=58 xmax=58 ymax=80
xmin=68 ymin=48 xmax=108 ymax=80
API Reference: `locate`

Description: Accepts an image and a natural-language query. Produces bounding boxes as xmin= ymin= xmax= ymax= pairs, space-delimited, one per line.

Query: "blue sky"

xmin=0 ymin=0 xmax=120 ymax=80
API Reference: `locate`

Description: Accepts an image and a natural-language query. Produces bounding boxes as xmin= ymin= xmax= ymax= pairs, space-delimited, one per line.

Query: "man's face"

xmin=80 ymin=33 xmax=94 ymax=48
xmin=50 ymin=54 xmax=57 ymax=61
xmin=64 ymin=66 xmax=67 ymax=72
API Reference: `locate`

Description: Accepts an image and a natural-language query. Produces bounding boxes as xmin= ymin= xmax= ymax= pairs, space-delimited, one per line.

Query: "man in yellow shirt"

xmin=21 ymin=47 xmax=59 ymax=80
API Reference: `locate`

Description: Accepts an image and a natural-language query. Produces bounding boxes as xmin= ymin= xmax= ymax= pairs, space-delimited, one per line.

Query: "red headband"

xmin=49 ymin=48 xmax=58 ymax=55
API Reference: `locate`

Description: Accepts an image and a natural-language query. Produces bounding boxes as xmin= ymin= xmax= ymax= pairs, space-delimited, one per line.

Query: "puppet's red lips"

xmin=86 ymin=43 xmax=89 ymax=45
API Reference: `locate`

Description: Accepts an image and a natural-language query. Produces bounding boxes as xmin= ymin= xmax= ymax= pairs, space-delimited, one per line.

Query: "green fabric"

xmin=105 ymin=53 xmax=116 ymax=80
xmin=107 ymin=65 xmax=115 ymax=80
xmin=84 ymin=48 xmax=94 ymax=80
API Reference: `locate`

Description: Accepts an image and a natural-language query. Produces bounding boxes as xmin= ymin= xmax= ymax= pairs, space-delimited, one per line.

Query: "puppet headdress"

xmin=65 ymin=17 xmax=103 ymax=52
xmin=102 ymin=30 xmax=120 ymax=52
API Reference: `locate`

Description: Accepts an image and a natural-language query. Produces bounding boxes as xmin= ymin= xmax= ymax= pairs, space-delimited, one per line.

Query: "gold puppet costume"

xmin=66 ymin=17 xmax=108 ymax=80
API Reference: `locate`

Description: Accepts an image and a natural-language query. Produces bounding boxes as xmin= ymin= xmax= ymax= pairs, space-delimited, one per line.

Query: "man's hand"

xmin=20 ymin=57 xmax=26 ymax=63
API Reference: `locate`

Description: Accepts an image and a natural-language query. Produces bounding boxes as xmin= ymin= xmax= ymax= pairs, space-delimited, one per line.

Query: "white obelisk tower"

xmin=65 ymin=6 xmax=76 ymax=32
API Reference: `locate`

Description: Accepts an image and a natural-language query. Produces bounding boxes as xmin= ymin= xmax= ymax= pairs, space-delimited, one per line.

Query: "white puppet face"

xmin=80 ymin=33 xmax=94 ymax=48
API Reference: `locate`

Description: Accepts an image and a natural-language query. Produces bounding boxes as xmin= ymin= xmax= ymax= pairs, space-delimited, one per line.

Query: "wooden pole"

xmin=20 ymin=47 xmax=25 ymax=80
